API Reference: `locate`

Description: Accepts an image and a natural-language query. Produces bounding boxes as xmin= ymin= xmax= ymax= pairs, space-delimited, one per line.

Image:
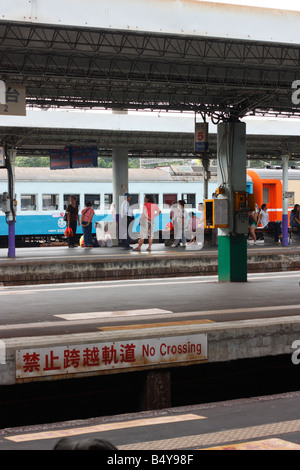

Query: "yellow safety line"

xmin=5 ymin=414 xmax=205 ymax=443
xmin=118 ymin=418 xmax=300 ymax=450
xmin=98 ymin=319 xmax=214 ymax=331
xmin=202 ymin=438 xmax=300 ymax=450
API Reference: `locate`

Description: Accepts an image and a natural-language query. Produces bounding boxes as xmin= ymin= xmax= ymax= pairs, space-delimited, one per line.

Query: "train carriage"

xmin=1 ymin=166 xmax=299 ymax=245
xmin=247 ymin=168 xmax=300 ymax=222
xmin=0 ymin=166 xmax=218 ymax=244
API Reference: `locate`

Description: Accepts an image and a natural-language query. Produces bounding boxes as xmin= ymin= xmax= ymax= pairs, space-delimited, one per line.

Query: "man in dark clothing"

xmin=66 ymin=195 xmax=79 ymax=247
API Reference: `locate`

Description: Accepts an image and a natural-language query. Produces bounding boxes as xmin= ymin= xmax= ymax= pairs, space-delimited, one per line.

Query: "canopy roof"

xmin=1 ymin=1 xmax=300 ymax=119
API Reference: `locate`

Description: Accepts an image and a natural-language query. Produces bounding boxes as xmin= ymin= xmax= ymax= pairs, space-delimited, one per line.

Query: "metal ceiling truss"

xmin=1 ymin=124 xmax=300 ymax=160
xmin=1 ymin=22 xmax=300 ymax=118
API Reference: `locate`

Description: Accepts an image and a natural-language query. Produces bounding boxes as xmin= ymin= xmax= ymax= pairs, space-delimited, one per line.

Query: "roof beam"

xmin=1 ymin=0 xmax=300 ymax=45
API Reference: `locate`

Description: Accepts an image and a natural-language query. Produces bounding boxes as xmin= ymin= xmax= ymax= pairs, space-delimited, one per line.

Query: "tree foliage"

xmin=15 ymin=156 xmax=141 ymax=168
xmin=15 ymin=156 xmax=50 ymax=167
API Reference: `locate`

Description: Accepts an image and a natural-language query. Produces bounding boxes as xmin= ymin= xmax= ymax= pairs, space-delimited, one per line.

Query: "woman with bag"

xmin=66 ymin=195 xmax=79 ymax=248
xmin=81 ymin=201 xmax=95 ymax=248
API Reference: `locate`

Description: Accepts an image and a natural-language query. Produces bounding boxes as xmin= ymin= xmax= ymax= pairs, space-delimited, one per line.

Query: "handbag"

xmin=81 ymin=208 xmax=91 ymax=226
xmin=64 ymin=226 xmax=73 ymax=238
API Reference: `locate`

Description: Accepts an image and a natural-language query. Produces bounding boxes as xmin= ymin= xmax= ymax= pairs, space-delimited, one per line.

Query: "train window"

xmin=21 ymin=194 xmax=37 ymax=211
xmin=64 ymin=194 xmax=80 ymax=210
xmin=42 ymin=194 xmax=59 ymax=211
xmin=143 ymin=194 xmax=159 ymax=205
xmin=104 ymin=194 xmax=113 ymax=210
xmin=84 ymin=194 xmax=100 ymax=210
xmin=153 ymin=194 xmax=159 ymax=205
xmin=163 ymin=194 xmax=177 ymax=207
xmin=263 ymin=188 xmax=269 ymax=204
xmin=129 ymin=194 xmax=139 ymax=208
xmin=182 ymin=193 xmax=196 ymax=208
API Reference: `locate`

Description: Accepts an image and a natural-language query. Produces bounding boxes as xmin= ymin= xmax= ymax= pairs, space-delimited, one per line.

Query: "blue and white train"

xmin=0 ymin=166 xmax=218 ymax=244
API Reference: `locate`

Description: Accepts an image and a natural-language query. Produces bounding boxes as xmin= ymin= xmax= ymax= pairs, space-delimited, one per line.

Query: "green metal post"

xmin=217 ymin=121 xmax=247 ymax=282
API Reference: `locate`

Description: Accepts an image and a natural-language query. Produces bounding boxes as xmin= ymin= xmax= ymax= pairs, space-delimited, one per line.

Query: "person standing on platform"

xmin=120 ymin=193 xmax=134 ymax=250
xmin=66 ymin=195 xmax=79 ymax=248
xmin=186 ymin=211 xmax=203 ymax=245
xmin=290 ymin=204 xmax=300 ymax=237
xmin=258 ymin=203 xmax=282 ymax=244
xmin=81 ymin=201 xmax=95 ymax=248
xmin=171 ymin=200 xmax=187 ymax=247
xmin=133 ymin=194 xmax=161 ymax=252
xmin=248 ymin=209 xmax=258 ymax=244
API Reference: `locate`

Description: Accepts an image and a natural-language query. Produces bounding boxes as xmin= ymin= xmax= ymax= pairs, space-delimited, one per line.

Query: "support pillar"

xmin=112 ymin=108 xmax=129 ymax=220
xmin=112 ymin=147 xmax=129 ymax=216
xmin=282 ymin=155 xmax=289 ymax=247
xmin=202 ymin=157 xmax=210 ymax=201
xmin=140 ymin=370 xmax=171 ymax=411
xmin=7 ymin=148 xmax=16 ymax=259
xmin=112 ymin=147 xmax=129 ymax=243
xmin=217 ymin=121 xmax=247 ymax=282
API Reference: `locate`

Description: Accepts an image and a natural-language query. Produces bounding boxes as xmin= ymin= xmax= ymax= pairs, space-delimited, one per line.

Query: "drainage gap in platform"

xmin=0 ymin=354 xmax=299 ymax=429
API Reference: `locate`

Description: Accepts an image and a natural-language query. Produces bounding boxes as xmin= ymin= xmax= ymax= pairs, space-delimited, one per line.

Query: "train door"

xmin=247 ymin=170 xmax=283 ymax=222
xmin=261 ymin=180 xmax=282 ymax=222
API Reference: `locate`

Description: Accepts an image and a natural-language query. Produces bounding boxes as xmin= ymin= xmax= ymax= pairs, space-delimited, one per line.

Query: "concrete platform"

xmin=0 ymin=244 xmax=299 ymax=429
xmin=2 ymin=391 xmax=300 ymax=450
xmin=1 ymin=270 xmax=300 ymax=389
xmin=0 ymin=241 xmax=300 ymax=285
xmin=2 ymin=314 xmax=300 ymax=387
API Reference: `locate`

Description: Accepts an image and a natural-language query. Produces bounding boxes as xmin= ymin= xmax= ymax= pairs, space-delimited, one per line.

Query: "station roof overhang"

xmin=1 ymin=1 xmax=300 ymax=121
xmin=1 ymin=111 xmax=300 ymax=160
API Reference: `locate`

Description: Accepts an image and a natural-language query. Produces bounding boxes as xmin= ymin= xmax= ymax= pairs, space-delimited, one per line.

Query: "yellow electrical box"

xmin=247 ymin=193 xmax=256 ymax=211
xmin=204 ymin=199 xmax=229 ymax=229
xmin=234 ymin=191 xmax=256 ymax=211
xmin=234 ymin=191 xmax=246 ymax=212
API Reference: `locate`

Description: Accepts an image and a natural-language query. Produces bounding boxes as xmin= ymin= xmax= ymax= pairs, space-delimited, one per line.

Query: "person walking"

xmin=66 ymin=195 xmax=79 ymax=247
xmin=133 ymin=194 xmax=161 ymax=252
xmin=81 ymin=201 xmax=95 ymax=248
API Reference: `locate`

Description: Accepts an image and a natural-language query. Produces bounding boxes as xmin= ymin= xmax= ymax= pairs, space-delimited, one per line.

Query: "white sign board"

xmin=0 ymin=85 xmax=26 ymax=116
xmin=16 ymin=334 xmax=208 ymax=379
xmin=0 ymin=147 xmax=5 ymax=167
xmin=194 ymin=122 xmax=208 ymax=152
xmin=0 ymin=81 xmax=5 ymax=105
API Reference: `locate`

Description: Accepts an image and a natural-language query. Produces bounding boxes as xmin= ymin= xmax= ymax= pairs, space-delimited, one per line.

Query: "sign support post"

xmin=6 ymin=148 xmax=17 ymax=258
xmin=282 ymin=155 xmax=289 ymax=248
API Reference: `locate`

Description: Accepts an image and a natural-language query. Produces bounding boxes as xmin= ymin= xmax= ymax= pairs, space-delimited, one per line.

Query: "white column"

xmin=202 ymin=157 xmax=210 ymax=201
xmin=112 ymin=147 xmax=129 ymax=217
xmin=7 ymin=148 xmax=17 ymax=258
xmin=282 ymin=155 xmax=289 ymax=247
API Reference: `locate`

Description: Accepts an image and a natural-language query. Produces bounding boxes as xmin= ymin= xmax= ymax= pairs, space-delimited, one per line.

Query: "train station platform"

xmin=0 ymin=244 xmax=299 ymax=445
xmin=0 ymin=240 xmax=300 ymax=286
xmin=0 ymin=268 xmax=299 ymax=405
xmin=2 ymin=391 xmax=300 ymax=450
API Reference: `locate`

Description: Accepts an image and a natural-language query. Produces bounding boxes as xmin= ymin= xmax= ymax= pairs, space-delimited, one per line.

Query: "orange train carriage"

xmin=247 ymin=169 xmax=299 ymax=224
